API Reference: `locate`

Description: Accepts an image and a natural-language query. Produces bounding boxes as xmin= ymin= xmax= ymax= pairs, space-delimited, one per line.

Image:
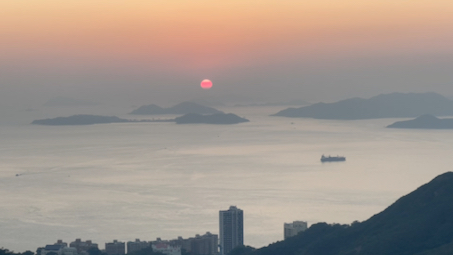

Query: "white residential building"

xmin=152 ymin=243 xmax=181 ymax=255
xmin=284 ymin=221 xmax=308 ymax=240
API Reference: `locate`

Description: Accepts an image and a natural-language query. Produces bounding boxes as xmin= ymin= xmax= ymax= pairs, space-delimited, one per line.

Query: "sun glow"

xmin=201 ymin=79 xmax=213 ymax=89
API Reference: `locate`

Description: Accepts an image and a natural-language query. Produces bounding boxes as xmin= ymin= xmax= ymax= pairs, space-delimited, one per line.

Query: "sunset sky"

xmin=1 ymin=0 xmax=453 ymax=106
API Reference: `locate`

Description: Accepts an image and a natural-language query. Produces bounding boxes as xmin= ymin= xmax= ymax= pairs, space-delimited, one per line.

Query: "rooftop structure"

xmin=105 ymin=240 xmax=125 ymax=255
xmin=41 ymin=243 xmax=77 ymax=255
xmin=69 ymin=239 xmax=98 ymax=254
xmin=190 ymin=232 xmax=218 ymax=255
xmin=152 ymin=243 xmax=181 ymax=255
xmin=127 ymin=239 xmax=150 ymax=254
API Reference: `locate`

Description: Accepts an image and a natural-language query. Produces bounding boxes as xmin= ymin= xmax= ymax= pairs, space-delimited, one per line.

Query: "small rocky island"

xmin=387 ymin=114 xmax=453 ymax=129
xmin=174 ymin=113 xmax=249 ymax=124
xmin=31 ymin=115 xmax=148 ymax=125
xmin=130 ymin=102 xmax=222 ymax=115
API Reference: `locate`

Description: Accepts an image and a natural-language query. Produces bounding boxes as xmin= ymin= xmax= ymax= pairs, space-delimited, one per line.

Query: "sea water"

xmin=1 ymin=106 xmax=453 ymax=251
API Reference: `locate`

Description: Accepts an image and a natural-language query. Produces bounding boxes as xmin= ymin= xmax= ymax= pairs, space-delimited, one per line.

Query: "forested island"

xmin=387 ymin=114 xmax=453 ymax=129
xmin=273 ymin=92 xmax=453 ymax=120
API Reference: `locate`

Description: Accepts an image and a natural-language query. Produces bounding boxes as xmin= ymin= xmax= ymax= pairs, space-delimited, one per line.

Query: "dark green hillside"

xmin=243 ymin=172 xmax=453 ymax=255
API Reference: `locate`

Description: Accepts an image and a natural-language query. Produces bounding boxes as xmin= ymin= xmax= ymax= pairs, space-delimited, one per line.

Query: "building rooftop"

xmin=44 ymin=245 xmax=63 ymax=251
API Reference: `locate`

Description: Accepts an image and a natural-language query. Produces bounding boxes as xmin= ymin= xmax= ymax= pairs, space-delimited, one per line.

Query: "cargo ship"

xmin=321 ymin=155 xmax=346 ymax=162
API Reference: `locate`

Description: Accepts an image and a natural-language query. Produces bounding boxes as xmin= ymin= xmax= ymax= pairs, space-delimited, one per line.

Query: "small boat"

xmin=321 ymin=155 xmax=346 ymax=162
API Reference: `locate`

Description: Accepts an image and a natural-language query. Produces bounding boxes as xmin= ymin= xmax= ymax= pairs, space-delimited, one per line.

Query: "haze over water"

xmin=1 ymin=106 xmax=452 ymax=251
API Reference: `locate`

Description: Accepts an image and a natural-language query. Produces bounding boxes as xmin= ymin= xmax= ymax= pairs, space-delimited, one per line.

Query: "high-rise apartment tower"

xmin=219 ymin=206 xmax=244 ymax=255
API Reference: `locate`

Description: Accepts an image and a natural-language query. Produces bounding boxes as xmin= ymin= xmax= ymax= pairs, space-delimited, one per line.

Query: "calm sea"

xmin=1 ymin=105 xmax=453 ymax=251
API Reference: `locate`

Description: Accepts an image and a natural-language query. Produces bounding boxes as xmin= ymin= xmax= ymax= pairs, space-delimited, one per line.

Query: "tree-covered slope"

xmin=244 ymin=172 xmax=453 ymax=255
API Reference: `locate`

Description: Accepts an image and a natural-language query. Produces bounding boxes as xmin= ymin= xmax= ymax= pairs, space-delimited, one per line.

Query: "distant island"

xmin=175 ymin=113 xmax=249 ymax=124
xmin=272 ymin=92 xmax=453 ymax=120
xmin=31 ymin=113 xmax=248 ymax=125
xmin=387 ymin=114 xmax=453 ymax=129
xmin=31 ymin=115 xmax=162 ymax=125
xmin=130 ymin=102 xmax=223 ymax=115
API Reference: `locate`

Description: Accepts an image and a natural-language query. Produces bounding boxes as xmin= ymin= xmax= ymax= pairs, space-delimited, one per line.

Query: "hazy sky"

xmin=1 ymin=0 xmax=453 ymax=106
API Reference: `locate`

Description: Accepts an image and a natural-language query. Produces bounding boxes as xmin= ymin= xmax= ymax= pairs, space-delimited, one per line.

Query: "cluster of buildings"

xmin=40 ymin=239 xmax=97 ymax=255
xmin=41 ymin=234 xmax=217 ymax=255
xmin=39 ymin=206 xmax=307 ymax=255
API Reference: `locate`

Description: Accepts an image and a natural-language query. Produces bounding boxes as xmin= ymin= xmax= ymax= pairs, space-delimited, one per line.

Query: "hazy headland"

xmin=273 ymin=93 xmax=453 ymax=120
xmin=387 ymin=115 xmax=453 ymax=129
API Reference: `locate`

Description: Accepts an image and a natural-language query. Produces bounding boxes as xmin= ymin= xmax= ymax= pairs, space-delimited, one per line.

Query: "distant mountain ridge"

xmin=234 ymin=172 xmax=453 ymax=255
xmin=387 ymin=114 xmax=453 ymax=129
xmin=273 ymin=92 xmax=453 ymax=120
xmin=130 ymin=102 xmax=222 ymax=115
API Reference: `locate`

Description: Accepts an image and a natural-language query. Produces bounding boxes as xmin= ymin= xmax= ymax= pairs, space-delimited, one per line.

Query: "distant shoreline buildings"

xmin=41 ymin=233 xmax=218 ymax=255
xmin=33 ymin=206 xmax=307 ymax=255
xmin=40 ymin=239 xmax=97 ymax=255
